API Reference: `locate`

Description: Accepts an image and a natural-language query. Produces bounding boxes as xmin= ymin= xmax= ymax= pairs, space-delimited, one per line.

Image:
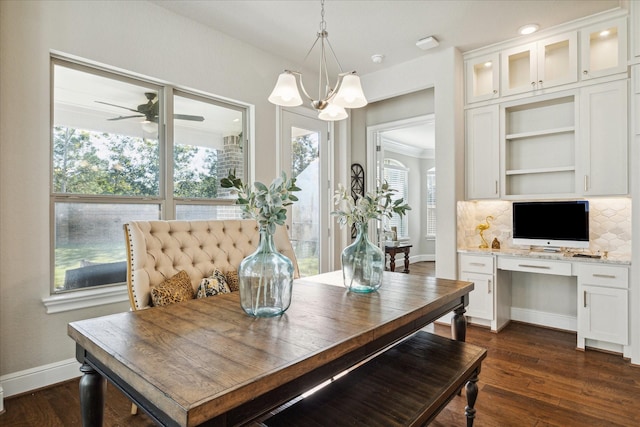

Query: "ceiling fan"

xmin=95 ymin=92 xmax=205 ymax=123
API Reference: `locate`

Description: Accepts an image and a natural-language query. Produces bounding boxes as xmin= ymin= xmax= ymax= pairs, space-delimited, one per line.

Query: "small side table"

xmin=385 ymin=244 xmax=412 ymax=273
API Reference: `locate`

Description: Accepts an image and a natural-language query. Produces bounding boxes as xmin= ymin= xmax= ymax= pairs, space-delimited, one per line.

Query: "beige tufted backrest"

xmin=124 ymin=219 xmax=300 ymax=310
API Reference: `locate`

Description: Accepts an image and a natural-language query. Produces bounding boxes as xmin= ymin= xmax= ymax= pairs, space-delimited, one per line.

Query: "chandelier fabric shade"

xmin=268 ymin=0 xmax=367 ymax=121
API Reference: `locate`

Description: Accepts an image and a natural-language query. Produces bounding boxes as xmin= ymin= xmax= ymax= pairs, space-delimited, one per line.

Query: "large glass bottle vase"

xmin=341 ymin=222 xmax=384 ymax=293
xmin=238 ymin=227 xmax=294 ymax=317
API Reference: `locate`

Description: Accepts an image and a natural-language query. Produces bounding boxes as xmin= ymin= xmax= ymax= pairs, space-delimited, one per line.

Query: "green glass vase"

xmin=238 ymin=226 xmax=294 ymax=317
xmin=341 ymin=222 xmax=384 ymax=293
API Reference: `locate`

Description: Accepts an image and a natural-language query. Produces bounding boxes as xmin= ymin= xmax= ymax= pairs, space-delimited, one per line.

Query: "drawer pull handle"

xmin=470 ymin=262 xmax=486 ymax=267
xmin=584 ymin=290 xmax=587 ymax=308
xmin=518 ymin=264 xmax=551 ymax=269
xmin=593 ymin=274 xmax=616 ymax=279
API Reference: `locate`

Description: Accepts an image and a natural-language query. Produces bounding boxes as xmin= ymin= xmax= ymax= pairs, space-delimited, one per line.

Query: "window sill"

xmin=42 ymin=284 xmax=129 ymax=314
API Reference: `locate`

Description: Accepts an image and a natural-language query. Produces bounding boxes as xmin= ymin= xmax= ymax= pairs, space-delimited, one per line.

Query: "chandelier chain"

xmin=320 ymin=0 xmax=326 ymax=32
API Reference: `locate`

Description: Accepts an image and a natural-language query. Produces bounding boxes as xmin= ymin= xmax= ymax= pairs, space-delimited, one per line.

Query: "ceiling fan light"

xmin=141 ymin=120 xmax=158 ymax=134
xmin=332 ymin=74 xmax=368 ymax=109
xmin=268 ymin=72 xmax=303 ymax=107
xmin=318 ymin=103 xmax=348 ymax=121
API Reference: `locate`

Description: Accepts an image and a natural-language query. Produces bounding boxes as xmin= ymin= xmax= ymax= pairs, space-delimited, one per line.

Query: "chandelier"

xmin=268 ymin=0 xmax=367 ymax=121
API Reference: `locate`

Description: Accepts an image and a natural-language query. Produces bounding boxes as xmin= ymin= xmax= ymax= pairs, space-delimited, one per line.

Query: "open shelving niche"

xmin=501 ymin=94 xmax=577 ymax=198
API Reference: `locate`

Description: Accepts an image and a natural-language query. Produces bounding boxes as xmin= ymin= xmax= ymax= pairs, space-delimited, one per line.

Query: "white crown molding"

xmin=382 ymin=137 xmax=435 ymax=159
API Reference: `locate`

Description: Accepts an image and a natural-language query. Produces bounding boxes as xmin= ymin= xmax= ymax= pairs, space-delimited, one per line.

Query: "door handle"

xmin=593 ymin=274 xmax=616 ymax=279
xmin=518 ymin=264 xmax=551 ymax=269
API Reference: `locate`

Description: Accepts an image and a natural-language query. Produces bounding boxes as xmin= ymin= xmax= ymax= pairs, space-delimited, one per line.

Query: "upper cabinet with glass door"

xmin=465 ymin=53 xmax=500 ymax=104
xmin=580 ymin=17 xmax=628 ymax=80
xmin=501 ymin=32 xmax=578 ymax=97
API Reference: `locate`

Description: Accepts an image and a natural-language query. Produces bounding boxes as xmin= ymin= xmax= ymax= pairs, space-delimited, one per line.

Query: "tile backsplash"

xmin=457 ymin=198 xmax=631 ymax=259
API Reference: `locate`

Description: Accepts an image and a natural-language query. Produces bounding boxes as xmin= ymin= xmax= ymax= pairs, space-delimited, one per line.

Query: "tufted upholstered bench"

xmin=124 ymin=219 xmax=300 ymax=310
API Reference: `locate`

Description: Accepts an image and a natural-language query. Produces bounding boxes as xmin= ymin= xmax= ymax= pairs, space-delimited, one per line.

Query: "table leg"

xmin=464 ymin=368 xmax=480 ymax=427
xmin=403 ymin=250 xmax=410 ymax=273
xmin=451 ymin=305 xmax=467 ymax=342
xmin=79 ymin=362 xmax=106 ymax=427
xmin=389 ymin=252 xmax=396 ymax=272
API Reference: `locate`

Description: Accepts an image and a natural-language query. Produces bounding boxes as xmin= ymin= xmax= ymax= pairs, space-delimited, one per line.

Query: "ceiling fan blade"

xmin=174 ymin=114 xmax=205 ymax=122
xmin=107 ymin=115 xmax=144 ymax=121
xmin=96 ymin=100 xmax=140 ymax=113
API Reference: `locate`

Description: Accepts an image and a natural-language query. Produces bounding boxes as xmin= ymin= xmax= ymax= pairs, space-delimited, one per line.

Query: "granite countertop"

xmin=458 ymin=247 xmax=631 ymax=265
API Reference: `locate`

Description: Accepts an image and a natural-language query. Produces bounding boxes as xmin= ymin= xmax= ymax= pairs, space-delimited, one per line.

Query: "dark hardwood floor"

xmin=2 ymin=262 xmax=639 ymax=426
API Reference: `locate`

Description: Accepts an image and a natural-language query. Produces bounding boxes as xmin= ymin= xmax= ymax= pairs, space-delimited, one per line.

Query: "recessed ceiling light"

xmin=518 ymin=24 xmax=539 ymax=35
xmin=484 ymin=61 xmax=492 ymax=68
xmin=600 ymin=29 xmax=611 ymax=37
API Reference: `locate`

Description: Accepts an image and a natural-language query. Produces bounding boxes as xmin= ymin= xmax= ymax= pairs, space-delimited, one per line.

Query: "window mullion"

xmin=163 ymin=86 xmax=175 ymax=220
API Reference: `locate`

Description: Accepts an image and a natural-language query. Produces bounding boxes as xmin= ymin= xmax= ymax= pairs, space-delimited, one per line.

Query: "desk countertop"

xmin=458 ymin=248 xmax=631 ymax=265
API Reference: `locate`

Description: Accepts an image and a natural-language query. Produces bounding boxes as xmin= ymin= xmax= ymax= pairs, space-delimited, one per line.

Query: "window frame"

xmin=426 ymin=167 xmax=436 ymax=239
xmin=383 ymin=159 xmax=409 ymax=239
xmin=49 ymin=55 xmax=250 ymax=303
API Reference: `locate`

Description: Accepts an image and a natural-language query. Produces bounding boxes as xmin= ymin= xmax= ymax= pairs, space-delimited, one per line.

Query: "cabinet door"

xmin=466 ymin=53 xmax=499 ymax=104
xmin=537 ymin=32 xmax=577 ymax=89
xmin=465 ymin=105 xmax=499 ymax=199
xmin=460 ymin=271 xmax=494 ymax=321
xmin=578 ymin=285 xmax=628 ymax=345
xmin=580 ymin=17 xmax=628 ymax=80
xmin=501 ymin=43 xmax=537 ymax=96
xmin=579 ymin=80 xmax=628 ymax=196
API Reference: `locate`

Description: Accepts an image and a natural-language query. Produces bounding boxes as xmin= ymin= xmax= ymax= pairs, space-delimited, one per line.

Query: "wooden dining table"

xmin=68 ymin=270 xmax=473 ymax=427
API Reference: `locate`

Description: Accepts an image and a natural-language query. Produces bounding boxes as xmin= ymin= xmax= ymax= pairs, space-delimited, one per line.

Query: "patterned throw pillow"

xmin=225 ymin=269 xmax=239 ymax=292
xmin=150 ymin=270 xmax=194 ymax=307
xmin=196 ymin=269 xmax=231 ymax=299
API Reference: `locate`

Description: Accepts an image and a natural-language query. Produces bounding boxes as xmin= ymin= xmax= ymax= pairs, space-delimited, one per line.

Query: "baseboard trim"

xmin=0 ymin=358 xmax=81 ymax=400
xmin=510 ymin=307 xmax=577 ymax=332
xmin=410 ymin=254 xmax=435 ymax=263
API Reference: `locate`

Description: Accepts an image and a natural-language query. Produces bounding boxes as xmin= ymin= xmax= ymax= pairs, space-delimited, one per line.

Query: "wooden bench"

xmin=258 ymin=331 xmax=487 ymax=427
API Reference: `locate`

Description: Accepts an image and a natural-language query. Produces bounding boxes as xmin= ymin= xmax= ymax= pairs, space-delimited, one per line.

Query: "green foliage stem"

xmin=221 ymin=170 xmax=301 ymax=235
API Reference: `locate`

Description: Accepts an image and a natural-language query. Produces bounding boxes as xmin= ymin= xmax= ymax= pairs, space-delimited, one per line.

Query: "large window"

xmin=52 ymin=58 xmax=247 ymax=293
xmin=383 ymin=159 xmax=409 ymax=238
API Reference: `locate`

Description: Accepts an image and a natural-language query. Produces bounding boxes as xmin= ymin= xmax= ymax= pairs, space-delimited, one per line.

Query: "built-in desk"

xmin=457 ymin=249 xmax=631 ymax=357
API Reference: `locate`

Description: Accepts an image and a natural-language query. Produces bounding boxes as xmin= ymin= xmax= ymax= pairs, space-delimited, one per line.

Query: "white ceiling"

xmin=151 ymin=0 xmax=622 ymax=149
xmin=151 ymin=0 xmax=622 ymax=76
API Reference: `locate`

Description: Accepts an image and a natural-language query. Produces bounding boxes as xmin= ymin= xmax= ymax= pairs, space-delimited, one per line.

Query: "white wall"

xmin=360 ymin=48 xmax=465 ymax=280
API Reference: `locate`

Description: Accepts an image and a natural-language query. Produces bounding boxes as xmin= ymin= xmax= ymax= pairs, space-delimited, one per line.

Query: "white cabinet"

xmin=465 ymin=105 xmax=499 ymax=199
xmin=501 ymin=32 xmax=577 ymax=97
xmin=580 ymin=17 xmax=628 ymax=80
xmin=577 ymin=264 xmax=629 ymax=348
xmin=579 ymin=80 xmax=628 ymax=196
xmin=459 ymin=254 xmax=495 ymax=322
xmin=465 ymin=53 xmax=500 ymax=104
xmin=501 ymin=94 xmax=577 ymax=198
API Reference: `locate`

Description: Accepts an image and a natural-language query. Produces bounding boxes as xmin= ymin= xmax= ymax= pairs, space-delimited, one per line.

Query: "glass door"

xmin=280 ymin=110 xmax=329 ymax=276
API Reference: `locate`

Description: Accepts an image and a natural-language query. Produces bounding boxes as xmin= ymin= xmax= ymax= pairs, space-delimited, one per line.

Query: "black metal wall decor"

xmin=350 ymin=163 xmax=365 ymax=238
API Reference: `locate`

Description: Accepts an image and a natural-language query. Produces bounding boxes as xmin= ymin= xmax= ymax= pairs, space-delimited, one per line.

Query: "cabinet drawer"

xmin=577 ymin=264 xmax=628 ymax=288
xmin=460 ymin=254 xmax=494 ymax=274
xmin=497 ymin=257 xmax=572 ymax=276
